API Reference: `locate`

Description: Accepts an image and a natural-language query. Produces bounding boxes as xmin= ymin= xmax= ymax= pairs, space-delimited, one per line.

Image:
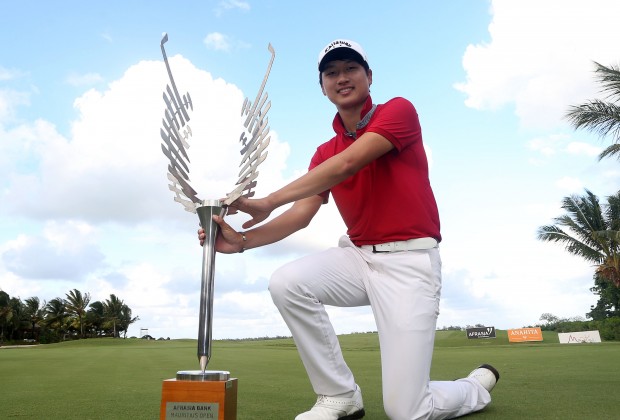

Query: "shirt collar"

xmin=332 ymin=96 xmax=376 ymax=139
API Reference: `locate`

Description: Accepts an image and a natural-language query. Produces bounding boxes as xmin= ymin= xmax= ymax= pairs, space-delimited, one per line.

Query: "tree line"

xmin=0 ymin=289 xmax=139 ymax=344
xmin=537 ymin=61 xmax=620 ymax=333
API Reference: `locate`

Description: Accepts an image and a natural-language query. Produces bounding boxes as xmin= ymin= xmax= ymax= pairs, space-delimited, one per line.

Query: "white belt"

xmin=360 ymin=237 xmax=438 ymax=253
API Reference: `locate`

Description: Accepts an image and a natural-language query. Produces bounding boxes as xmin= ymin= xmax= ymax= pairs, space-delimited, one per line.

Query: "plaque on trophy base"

xmin=160 ymin=370 xmax=237 ymax=420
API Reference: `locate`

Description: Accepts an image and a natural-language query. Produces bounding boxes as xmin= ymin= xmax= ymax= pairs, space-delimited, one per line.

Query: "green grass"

xmin=1 ymin=332 xmax=618 ymax=419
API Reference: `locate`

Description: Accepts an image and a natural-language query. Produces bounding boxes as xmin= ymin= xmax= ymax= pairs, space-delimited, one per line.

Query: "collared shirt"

xmin=309 ymin=95 xmax=441 ymax=246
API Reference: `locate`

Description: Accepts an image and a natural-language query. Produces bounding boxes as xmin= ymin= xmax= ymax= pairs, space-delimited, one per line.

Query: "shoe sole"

xmin=340 ymin=409 xmax=365 ymax=419
xmin=478 ymin=364 xmax=500 ymax=381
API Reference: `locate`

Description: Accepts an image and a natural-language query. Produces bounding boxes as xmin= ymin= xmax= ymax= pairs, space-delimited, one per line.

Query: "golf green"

xmin=1 ymin=332 xmax=617 ymax=419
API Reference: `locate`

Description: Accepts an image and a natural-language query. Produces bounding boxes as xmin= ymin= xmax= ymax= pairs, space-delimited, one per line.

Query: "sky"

xmin=1 ymin=0 xmax=619 ymax=341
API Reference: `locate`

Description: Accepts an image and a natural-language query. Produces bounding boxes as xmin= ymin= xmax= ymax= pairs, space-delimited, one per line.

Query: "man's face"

xmin=320 ymin=59 xmax=372 ymax=110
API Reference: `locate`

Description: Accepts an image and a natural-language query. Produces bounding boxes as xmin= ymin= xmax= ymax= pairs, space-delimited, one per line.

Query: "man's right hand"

xmin=197 ymin=215 xmax=247 ymax=254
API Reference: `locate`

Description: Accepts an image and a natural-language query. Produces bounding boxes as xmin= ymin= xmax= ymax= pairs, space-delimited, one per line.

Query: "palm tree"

xmin=45 ymin=298 xmax=68 ymax=340
xmin=565 ymin=61 xmax=620 ymax=161
xmin=103 ymin=294 xmax=124 ymax=338
xmin=23 ymin=297 xmax=46 ymax=341
xmin=0 ymin=291 xmax=13 ymax=343
xmin=65 ymin=289 xmax=91 ymax=338
xmin=537 ymin=189 xmax=620 ymax=287
xmin=86 ymin=301 xmax=105 ymax=337
xmin=7 ymin=297 xmax=24 ymax=340
xmin=118 ymin=305 xmax=139 ymax=339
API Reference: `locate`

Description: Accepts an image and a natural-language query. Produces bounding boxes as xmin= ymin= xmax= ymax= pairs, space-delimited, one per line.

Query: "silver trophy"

xmin=159 ymin=33 xmax=274 ymax=381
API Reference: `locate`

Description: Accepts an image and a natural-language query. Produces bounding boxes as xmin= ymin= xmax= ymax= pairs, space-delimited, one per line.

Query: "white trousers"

xmin=269 ymin=236 xmax=491 ymax=420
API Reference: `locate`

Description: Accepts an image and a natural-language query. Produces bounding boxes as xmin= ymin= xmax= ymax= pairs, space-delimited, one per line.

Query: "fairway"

xmin=1 ymin=331 xmax=618 ymax=419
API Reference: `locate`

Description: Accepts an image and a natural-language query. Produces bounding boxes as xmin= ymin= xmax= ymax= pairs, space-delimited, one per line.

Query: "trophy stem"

xmin=196 ymin=200 xmax=224 ymax=372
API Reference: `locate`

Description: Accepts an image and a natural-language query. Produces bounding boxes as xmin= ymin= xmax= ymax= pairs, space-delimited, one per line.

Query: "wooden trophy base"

xmin=160 ymin=372 xmax=237 ymax=420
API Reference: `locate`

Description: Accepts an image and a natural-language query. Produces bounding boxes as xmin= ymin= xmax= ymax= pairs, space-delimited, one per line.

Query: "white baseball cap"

xmin=318 ymin=39 xmax=369 ymax=72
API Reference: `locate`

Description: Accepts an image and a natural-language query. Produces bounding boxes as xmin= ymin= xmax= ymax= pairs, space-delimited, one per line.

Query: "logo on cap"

xmin=324 ymin=40 xmax=352 ymax=54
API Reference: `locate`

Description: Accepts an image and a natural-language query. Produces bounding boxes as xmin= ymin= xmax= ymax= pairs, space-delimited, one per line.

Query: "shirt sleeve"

xmin=366 ymin=97 xmax=421 ymax=152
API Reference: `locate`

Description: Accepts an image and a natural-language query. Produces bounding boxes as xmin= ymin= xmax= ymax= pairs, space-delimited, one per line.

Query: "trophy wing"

xmin=223 ymin=44 xmax=275 ymax=206
xmin=159 ymin=33 xmax=200 ymax=213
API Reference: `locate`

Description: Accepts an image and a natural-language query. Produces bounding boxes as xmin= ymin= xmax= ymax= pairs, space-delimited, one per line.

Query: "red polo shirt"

xmin=309 ymin=96 xmax=441 ymax=246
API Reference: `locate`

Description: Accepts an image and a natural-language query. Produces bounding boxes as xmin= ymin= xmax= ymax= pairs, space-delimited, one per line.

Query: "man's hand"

xmin=227 ymin=196 xmax=274 ymax=229
xmin=197 ymin=216 xmax=246 ymax=254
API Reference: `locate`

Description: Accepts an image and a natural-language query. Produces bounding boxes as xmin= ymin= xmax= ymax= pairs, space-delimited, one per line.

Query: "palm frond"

xmin=568 ymin=190 xmax=606 ymax=227
xmin=536 ymin=224 xmax=569 ymax=242
xmin=592 ymin=230 xmax=620 ymax=241
xmin=565 ymin=100 xmax=620 ymax=141
xmin=598 ymin=143 xmax=620 ymax=161
xmin=605 ymin=191 xmax=620 ymax=230
xmin=565 ymin=62 xmax=620 ymax=162
xmin=552 ymin=214 xmax=597 ymax=246
xmin=537 ymin=224 xmax=604 ymax=264
xmin=593 ymin=61 xmax=620 ymax=102
xmin=536 ymin=189 xmax=619 ymax=267
xmin=555 ymin=191 xmax=608 ymax=247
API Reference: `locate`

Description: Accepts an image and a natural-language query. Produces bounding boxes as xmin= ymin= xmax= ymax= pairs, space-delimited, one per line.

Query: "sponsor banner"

xmin=466 ymin=327 xmax=496 ymax=339
xmin=508 ymin=327 xmax=543 ymax=342
xmin=558 ymin=330 xmax=602 ymax=344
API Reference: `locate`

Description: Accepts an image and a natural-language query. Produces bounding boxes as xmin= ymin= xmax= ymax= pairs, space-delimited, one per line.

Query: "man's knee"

xmin=268 ymin=263 xmax=301 ymax=306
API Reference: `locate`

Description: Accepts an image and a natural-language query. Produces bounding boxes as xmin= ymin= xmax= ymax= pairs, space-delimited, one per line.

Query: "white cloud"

xmin=601 ymin=168 xmax=620 ymax=181
xmin=223 ymin=0 xmax=250 ymax=11
xmin=0 ymin=89 xmax=30 ymax=123
xmin=528 ymin=137 xmax=557 ymax=156
xmin=1 ymin=221 xmax=104 ymax=281
xmin=203 ymin=33 xmax=251 ymax=52
xmin=555 ymin=176 xmax=584 ymax=192
xmin=455 ymin=0 xmax=620 ymax=129
xmin=565 ymin=141 xmax=601 ymax=157
xmin=439 ymin=234 xmax=595 ymax=329
xmin=215 ymin=0 xmax=250 ymax=17
xmin=204 ymin=32 xmax=231 ymax=51
xmin=66 ymin=72 xmax=104 ymax=87
xmin=2 ymin=55 xmax=289 ymax=226
xmin=0 ymin=66 xmax=20 ymax=81
xmin=527 ymin=133 xmax=602 ymax=160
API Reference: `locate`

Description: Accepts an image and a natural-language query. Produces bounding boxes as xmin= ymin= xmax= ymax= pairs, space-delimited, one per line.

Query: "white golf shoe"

xmin=295 ymin=385 xmax=365 ymax=420
xmin=467 ymin=364 xmax=500 ymax=393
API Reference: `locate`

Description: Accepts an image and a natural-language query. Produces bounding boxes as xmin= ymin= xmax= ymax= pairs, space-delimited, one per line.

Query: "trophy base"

xmin=160 ymin=371 xmax=237 ymax=420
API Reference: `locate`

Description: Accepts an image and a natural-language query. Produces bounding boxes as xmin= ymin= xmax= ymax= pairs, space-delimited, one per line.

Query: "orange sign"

xmin=507 ymin=327 xmax=543 ymax=342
